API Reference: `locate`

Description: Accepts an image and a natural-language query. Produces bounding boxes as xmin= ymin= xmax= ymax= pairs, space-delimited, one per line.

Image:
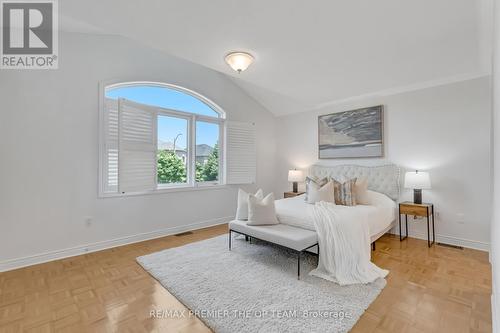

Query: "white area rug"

xmin=137 ymin=235 xmax=386 ymax=333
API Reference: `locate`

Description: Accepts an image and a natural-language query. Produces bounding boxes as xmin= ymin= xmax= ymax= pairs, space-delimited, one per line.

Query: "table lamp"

xmin=288 ymin=169 xmax=304 ymax=193
xmin=404 ymin=170 xmax=431 ymax=204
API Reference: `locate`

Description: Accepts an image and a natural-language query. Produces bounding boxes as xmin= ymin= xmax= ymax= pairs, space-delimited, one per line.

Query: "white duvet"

xmin=275 ymin=191 xmax=396 ymax=240
xmin=275 ymin=190 xmax=395 ymax=285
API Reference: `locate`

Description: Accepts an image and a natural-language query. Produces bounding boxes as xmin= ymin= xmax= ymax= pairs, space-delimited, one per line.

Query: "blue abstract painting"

xmin=318 ymin=106 xmax=384 ymax=158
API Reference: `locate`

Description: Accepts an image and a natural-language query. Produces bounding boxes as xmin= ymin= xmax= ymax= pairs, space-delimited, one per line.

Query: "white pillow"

xmin=306 ymin=180 xmax=335 ymax=204
xmin=236 ymin=189 xmax=264 ymax=220
xmin=247 ymin=193 xmax=279 ymax=226
xmin=304 ymin=176 xmax=328 ymax=202
xmin=361 ymin=190 xmax=396 ymax=208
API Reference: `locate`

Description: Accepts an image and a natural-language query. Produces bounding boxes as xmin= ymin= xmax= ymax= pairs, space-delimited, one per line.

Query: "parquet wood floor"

xmin=0 ymin=225 xmax=491 ymax=332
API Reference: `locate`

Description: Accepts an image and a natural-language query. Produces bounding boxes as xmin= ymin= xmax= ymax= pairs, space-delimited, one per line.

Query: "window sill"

xmin=99 ymin=184 xmax=229 ymax=198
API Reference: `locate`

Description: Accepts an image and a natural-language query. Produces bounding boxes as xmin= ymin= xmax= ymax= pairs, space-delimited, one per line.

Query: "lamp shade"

xmin=288 ymin=170 xmax=304 ymax=182
xmin=404 ymin=171 xmax=431 ymax=189
xmin=225 ymin=52 xmax=254 ymax=73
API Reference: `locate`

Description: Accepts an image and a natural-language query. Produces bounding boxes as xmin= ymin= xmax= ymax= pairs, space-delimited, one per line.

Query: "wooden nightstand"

xmin=284 ymin=191 xmax=305 ymax=198
xmin=399 ymin=201 xmax=435 ymax=247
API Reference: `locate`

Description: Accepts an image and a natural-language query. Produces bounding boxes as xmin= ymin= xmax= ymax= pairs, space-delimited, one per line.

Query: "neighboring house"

xmin=158 ymin=140 xmax=187 ymax=164
xmin=195 ymin=144 xmax=213 ymax=165
xmin=158 ymin=140 xmax=213 ymax=165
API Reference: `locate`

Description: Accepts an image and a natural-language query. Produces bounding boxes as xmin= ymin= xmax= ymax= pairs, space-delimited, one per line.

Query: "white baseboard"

xmin=2 ymin=218 xmax=489 ymax=272
xmin=493 ymin=293 xmax=498 ymax=333
xmin=388 ymin=227 xmax=490 ymax=252
xmin=0 ymin=216 xmax=233 ymax=273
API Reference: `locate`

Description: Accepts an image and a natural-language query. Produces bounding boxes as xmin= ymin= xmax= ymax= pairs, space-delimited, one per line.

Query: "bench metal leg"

xmin=297 ymin=252 xmax=301 ymax=280
xmin=229 ymin=230 xmax=319 ymax=280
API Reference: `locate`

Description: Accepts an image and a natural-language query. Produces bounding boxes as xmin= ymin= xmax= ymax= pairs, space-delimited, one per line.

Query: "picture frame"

xmin=318 ymin=105 xmax=384 ymax=159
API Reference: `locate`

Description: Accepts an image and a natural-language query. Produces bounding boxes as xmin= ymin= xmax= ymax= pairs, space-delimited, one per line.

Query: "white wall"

xmin=491 ymin=0 xmax=500 ymax=330
xmin=0 ymin=32 xmax=276 ymax=269
xmin=275 ymin=77 xmax=492 ymax=250
xmin=0 ymin=31 xmax=492 ymax=271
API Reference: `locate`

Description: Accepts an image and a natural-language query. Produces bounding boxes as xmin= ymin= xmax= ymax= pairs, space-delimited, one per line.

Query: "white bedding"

xmin=275 ymin=190 xmax=396 ymax=285
xmin=275 ymin=191 xmax=396 ymax=239
xmin=310 ymin=201 xmax=389 ymax=285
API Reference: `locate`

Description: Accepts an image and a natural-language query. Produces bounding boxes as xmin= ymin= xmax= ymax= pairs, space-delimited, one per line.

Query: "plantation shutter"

xmin=103 ymin=98 xmax=119 ymax=193
xmin=225 ymin=121 xmax=256 ymax=184
xmin=118 ymin=99 xmax=157 ymax=193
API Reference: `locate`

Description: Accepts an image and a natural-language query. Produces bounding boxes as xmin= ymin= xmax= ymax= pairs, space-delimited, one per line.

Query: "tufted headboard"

xmin=308 ymin=164 xmax=401 ymax=200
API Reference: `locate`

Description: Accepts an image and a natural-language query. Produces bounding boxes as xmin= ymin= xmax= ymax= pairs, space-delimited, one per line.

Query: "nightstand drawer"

xmin=284 ymin=191 xmax=305 ymax=198
xmin=399 ymin=204 xmax=429 ymax=217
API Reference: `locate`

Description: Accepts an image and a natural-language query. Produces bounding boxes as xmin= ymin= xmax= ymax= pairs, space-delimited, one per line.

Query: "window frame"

xmin=99 ymin=81 xmax=226 ymax=197
xmin=194 ymin=117 xmax=224 ymax=187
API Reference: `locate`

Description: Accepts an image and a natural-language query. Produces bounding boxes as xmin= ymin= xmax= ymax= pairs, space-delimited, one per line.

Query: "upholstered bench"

xmin=228 ymin=220 xmax=319 ymax=279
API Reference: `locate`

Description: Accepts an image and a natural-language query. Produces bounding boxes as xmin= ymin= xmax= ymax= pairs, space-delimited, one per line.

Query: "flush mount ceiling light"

xmin=224 ymin=52 xmax=254 ymax=73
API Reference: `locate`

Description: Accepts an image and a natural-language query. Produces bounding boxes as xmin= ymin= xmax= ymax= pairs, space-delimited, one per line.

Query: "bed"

xmin=275 ymin=164 xmax=401 ymax=243
xmin=275 ymin=193 xmax=396 ymax=243
xmin=229 ymin=164 xmax=401 ymax=282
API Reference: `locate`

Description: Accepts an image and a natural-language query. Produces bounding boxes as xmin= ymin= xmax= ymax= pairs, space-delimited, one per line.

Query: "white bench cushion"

xmin=229 ymin=220 xmax=318 ymax=251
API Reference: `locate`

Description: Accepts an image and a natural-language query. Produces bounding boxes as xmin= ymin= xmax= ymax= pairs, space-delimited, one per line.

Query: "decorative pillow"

xmin=305 ymin=176 xmax=328 ymax=202
xmin=354 ymin=177 xmax=370 ymax=204
xmin=247 ymin=193 xmax=279 ymax=226
xmin=306 ymin=180 xmax=335 ymax=204
xmin=332 ymin=178 xmax=357 ymax=206
xmin=236 ymin=189 xmax=264 ymax=220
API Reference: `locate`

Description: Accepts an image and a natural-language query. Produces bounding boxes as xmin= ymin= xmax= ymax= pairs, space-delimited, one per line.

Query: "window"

xmin=195 ymin=121 xmax=220 ymax=183
xmin=100 ymin=82 xmax=226 ymax=196
xmin=157 ymin=115 xmax=188 ymax=185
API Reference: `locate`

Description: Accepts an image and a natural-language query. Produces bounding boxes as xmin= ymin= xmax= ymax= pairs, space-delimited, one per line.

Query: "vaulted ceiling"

xmin=61 ymin=0 xmax=492 ymax=116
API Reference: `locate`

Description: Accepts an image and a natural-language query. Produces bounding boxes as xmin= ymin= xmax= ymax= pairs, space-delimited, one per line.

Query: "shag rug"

xmin=137 ymin=235 xmax=386 ymax=333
